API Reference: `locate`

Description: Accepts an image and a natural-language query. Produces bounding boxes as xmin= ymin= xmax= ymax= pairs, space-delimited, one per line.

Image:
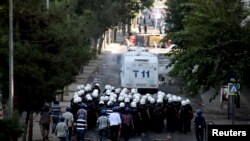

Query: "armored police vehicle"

xmin=120 ymin=47 xmax=159 ymax=93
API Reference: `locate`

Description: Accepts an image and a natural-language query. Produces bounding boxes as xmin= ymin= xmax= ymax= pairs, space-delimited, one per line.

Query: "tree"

xmin=165 ymin=0 xmax=190 ymax=31
xmin=0 ymin=112 xmax=24 ymax=141
xmin=1 ymin=1 xmax=93 ymax=140
xmin=166 ymin=0 xmax=250 ymax=99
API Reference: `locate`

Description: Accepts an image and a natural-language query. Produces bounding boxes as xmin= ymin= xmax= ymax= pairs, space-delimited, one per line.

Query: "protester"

xmin=108 ymin=107 xmax=122 ymax=141
xmin=51 ymin=100 xmax=62 ymax=133
xmin=96 ymin=110 xmax=110 ymax=141
xmin=62 ymin=107 xmax=74 ymax=141
xmin=40 ymin=104 xmax=51 ymax=141
xmin=120 ymin=107 xmax=134 ymax=141
xmin=55 ymin=116 xmax=68 ymax=141
xmin=75 ymin=114 xmax=88 ymax=141
xmin=77 ymin=103 xmax=88 ymax=120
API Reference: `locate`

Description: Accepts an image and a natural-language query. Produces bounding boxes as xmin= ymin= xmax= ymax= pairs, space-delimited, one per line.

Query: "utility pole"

xmin=46 ymin=0 xmax=50 ymax=10
xmin=9 ymin=0 xmax=14 ymax=117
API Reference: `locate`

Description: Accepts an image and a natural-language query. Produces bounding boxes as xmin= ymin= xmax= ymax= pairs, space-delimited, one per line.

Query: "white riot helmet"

xmin=115 ymin=88 xmax=121 ymax=94
xmin=157 ymin=98 xmax=163 ymax=103
xmin=73 ymin=97 xmax=82 ymax=103
xmin=100 ymin=96 xmax=105 ymax=101
xmin=77 ymin=85 xmax=81 ymax=91
xmin=95 ymin=83 xmax=100 ymax=87
xmin=80 ymin=84 xmax=85 ymax=90
xmin=104 ymin=84 xmax=109 ymax=90
xmin=142 ymin=95 xmax=147 ymax=100
xmin=92 ymin=90 xmax=99 ymax=98
xmin=121 ymin=88 xmax=128 ymax=94
xmin=92 ymin=92 xmax=98 ymax=98
xmin=157 ymin=94 xmax=164 ymax=99
xmin=99 ymin=100 xmax=104 ymax=105
xmin=110 ymin=97 xmax=116 ymax=102
xmin=157 ymin=91 xmax=165 ymax=96
xmin=85 ymin=94 xmax=91 ymax=99
xmin=73 ymin=92 xmax=79 ymax=99
xmin=124 ymin=97 xmax=130 ymax=103
xmin=107 ymin=101 xmax=113 ymax=106
xmin=150 ymin=98 xmax=155 ymax=104
xmin=181 ymin=100 xmax=186 ymax=106
xmin=133 ymin=98 xmax=138 ymax=103
xmin=140 ymin=98 xmax=146 ymax=105
xmin=131 ymin=88 xmax=137 ymax=94
xmin=104 ymin=96 xmax=109 ymax=101
xmin=77 ymin=90 xmax=82 ymax=96
xmin=145 ymin=93 xmax=151 ymax=98
xmin=86 ymin=96 xmax=92 ymax=101
xmin=172 ymin=95 xmax=178 ymax=102
xmin=118 ymin=96 xmax=124 ymax=102
xmin=177 ymin=96 xmax=182 ymax=102
xmin=185 ymin=99 xmax=191 ymax=105
xmin=119 ymin=102 xmax=125 ymax=108
xmin=167 ymin=93 xmax=172 ymax=98
xmin=112 ymin=93 xmax=117 ymax=99
xmin=168 ymin=97 xmax=173 ymax=103
xmin=130 ymin=102 xmax=137 ymax=108
xmin=86 ymin=84 xmax=92 ymax=90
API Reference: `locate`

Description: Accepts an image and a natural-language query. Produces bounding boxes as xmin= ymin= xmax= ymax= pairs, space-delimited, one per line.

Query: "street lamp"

xmin=9 ymin=0 xmax=14 ymax=117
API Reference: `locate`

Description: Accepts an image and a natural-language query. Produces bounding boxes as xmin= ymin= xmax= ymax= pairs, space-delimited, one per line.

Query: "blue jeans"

xmin=77 ymin=130 xmax=85 ymax=141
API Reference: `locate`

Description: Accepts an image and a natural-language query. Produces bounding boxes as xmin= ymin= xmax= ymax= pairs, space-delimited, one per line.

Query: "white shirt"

xmin=62 ymin=111 xmax=74 ymax=127
xmin=108 ymin=112 xmax=121 ymax=126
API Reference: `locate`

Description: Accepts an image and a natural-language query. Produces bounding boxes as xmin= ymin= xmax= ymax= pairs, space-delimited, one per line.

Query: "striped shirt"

xmin=51 ymin=104 xmax=61 ymax=122
xmin=106 ymin=109 xmax=113 ymax=116
xmin=76 ymin=118 xmax=87 ymax=131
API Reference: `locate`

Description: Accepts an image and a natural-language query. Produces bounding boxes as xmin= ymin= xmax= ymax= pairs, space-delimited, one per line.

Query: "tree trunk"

xmin=22 ymin=111 xmax=30 ymax=141
xmin=127 ymin=19 xmax=131 ymax=35
xmin=113 ymin=28 xmax=117 ymax=43
xmin=107 ymin=29 xmax=111 ymax=44
xmin=122 ymin=24 xmax=126 ymax=36
xmin=28 ymin=111 xmax=33 ymax=141
xmin=97 ymin=33 xmax=105 ymax=54
xmin=91 ymin=38 xmax=98 ymax=59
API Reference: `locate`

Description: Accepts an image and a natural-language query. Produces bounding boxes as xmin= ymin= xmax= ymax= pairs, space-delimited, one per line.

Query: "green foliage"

xmin=166 ymin=0 xmax=250 ymax=96
xmin=0 ymin=0 xmax=93 ymax=112
xmin=166 ymin=0 xmax=190 ymax=31
xmin=0 ymin=112 xmax=25 ymax=141
xmin=0 ymin=0 xmax=153 ymax=113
